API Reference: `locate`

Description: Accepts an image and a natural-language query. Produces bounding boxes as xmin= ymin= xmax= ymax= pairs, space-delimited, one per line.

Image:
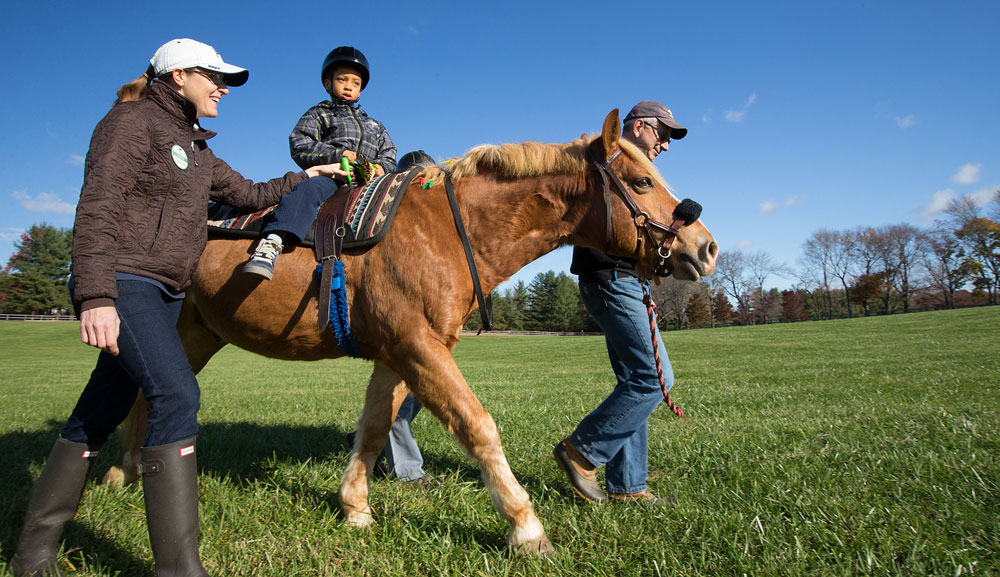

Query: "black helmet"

xmin=397 ymin=150 xmax=435 ymax=172
xmin=321 ymin=46 xmax=370 ymax=90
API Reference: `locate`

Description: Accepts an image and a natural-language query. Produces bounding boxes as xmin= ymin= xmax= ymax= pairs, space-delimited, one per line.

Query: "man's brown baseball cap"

xmin=623 ymin=100 xmax=687 ymax=140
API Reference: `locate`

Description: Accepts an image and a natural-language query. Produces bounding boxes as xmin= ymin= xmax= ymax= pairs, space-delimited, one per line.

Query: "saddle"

xmin=206 ymin=152 xmax=436 ymax=343
xmin=205 ymin=162 xmax=426 ymax=253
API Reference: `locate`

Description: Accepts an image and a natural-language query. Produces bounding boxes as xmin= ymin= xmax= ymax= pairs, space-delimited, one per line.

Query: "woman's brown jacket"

xmin=71 ymin=80 xmax=306 ymax=311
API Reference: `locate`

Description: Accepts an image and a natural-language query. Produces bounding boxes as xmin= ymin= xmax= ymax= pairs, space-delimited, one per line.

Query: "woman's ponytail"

xmin=115 ymin=64 xmax=155 ymax=104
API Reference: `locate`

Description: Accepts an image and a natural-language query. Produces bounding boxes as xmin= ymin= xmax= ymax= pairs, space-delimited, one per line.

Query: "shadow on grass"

xmin=2 ymin=420 xmax=543 ymax=574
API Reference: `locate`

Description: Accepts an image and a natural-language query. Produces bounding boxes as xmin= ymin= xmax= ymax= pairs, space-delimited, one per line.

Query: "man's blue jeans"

xmin=569 ymin=276 xmax=673 ymax=494
xmin=61 ymin=281 xmax=200 ymax=447
xmin=262 ymin=176 xmax=339 ymax=244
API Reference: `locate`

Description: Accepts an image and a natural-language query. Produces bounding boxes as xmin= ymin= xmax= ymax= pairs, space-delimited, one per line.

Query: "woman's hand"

xmin=305 ymin=162 xmax=351 ymax=183
xmin=80 ymin=305 xmax=120 ymax=355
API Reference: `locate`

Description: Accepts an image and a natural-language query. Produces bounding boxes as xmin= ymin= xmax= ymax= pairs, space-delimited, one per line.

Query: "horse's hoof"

xmin=102 ymin=466 xmax=125 ymax=487
xmin=514 ymin=537 xmax=555 ymax=556
xmin=344 ymin=508 xmax=374 ymax=528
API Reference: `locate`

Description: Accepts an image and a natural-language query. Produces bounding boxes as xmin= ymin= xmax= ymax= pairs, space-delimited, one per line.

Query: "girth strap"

xmin=443 ymin=172 xmax=493 ymax=332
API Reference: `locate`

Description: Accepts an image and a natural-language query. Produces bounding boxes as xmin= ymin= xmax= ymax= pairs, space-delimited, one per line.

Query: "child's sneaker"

xmin=243 ymin=238 xmax=283 ymax=280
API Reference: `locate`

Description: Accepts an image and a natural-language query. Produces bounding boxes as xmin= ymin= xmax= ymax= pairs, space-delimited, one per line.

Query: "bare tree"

xmin=885 ymin=224 xmax=922 ymax=312
xmin=650 ymin=276 xmax=699 ymax=330
xmin=745 ymin=250 xmax=792 ymax=324
xmin=946 ymin=193 xmax=1000 ymax=305
xmin=712 ymin=249 xmax=754 ymax=324
xmin=800 ymin=230 xmax=837 ymax=319
xmin=920 ymin=227 xmax=974 ymax=309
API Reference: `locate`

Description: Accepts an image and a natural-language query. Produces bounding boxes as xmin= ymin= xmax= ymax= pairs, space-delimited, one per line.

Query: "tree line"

xmin=4 ymin=188 xmax=997 ymax=331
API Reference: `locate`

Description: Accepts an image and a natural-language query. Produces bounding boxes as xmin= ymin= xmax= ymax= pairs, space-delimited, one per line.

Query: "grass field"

xmin=1 ymin=308 xmax=998 ymax=576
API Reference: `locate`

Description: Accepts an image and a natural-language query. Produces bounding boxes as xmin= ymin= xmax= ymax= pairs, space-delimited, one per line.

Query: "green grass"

xmin=1 ymin=308 xmax=998 ymax=576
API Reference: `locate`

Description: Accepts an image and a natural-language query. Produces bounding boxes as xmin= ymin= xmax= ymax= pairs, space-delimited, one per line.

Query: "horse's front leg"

xmin=340 ymin=361 xmax=409 ymax=527
xmin=392 ymin=338 xmax=553 ymax=554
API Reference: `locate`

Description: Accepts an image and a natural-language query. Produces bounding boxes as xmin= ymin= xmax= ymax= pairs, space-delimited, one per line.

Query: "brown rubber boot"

xmin=9 ymin=438 xmax=102 ymax=577
xmin=141 ymin=437 xmax=209 ymax=577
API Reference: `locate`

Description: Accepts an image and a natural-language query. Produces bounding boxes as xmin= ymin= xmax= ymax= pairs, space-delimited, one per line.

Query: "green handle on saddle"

xmin=341 ymin=157 xmax=353 ymax=184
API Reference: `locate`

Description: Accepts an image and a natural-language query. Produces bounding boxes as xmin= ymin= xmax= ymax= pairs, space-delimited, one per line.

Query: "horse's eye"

xmin=631 ymin=177 xmax=655 ymax=193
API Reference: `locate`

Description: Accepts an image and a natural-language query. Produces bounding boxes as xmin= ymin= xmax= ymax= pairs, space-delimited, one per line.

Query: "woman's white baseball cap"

xmin=150 ymin=38 xmax=249 ymax=87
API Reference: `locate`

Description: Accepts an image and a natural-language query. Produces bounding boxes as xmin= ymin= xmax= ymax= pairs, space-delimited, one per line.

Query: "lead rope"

xmin=641 ymin=283 xmax=684 ymax=419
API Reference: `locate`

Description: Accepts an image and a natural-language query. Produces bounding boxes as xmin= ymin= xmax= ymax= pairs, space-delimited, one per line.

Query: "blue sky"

xmin=2 ymin=1 xmax=997 ymax=292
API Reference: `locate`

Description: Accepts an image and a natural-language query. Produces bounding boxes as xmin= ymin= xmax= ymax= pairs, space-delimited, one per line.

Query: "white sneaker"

xmin=243 ymin=238 xmax=283 ymax=280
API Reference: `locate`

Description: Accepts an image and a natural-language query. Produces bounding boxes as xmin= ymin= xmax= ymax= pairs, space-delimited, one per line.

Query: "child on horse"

xmin=244 ymin=46 xmax=397 ymax=279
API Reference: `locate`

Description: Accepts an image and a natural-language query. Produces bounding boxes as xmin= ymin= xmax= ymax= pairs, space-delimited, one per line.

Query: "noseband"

xmin=587 ymin=147 xmax=702 ymax=276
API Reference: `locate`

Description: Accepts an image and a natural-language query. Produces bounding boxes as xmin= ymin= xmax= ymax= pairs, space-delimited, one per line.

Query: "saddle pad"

xmin=206 ymin=165 xmax=422 ymax=251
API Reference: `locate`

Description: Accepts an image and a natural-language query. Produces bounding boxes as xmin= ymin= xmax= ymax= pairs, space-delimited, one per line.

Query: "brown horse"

xmin=106 ymin=109 xmax=718 ymax=553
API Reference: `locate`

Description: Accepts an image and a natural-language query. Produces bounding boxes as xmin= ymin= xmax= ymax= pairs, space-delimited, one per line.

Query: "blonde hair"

xmin=115 ymin=64 xmax=156 ymax=104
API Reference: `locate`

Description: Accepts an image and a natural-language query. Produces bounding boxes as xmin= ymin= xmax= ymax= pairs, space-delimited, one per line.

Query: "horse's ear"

xmin=600 ymin=109 xmax=621 ymax=160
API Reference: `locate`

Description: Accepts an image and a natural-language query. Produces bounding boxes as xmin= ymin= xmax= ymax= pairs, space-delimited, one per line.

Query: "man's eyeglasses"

xmin=644 ymin=120 xmax=670 ymax=144
xmin=189 ymin=68 xmax=227 ymax=88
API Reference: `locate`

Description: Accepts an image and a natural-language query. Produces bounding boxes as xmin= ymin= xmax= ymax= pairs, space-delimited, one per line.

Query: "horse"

xmin=105 ymin=109 xmax=718 ymax=554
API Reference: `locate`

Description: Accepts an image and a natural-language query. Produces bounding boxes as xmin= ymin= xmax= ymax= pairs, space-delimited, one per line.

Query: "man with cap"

xmin=553 ymin=100 xmax=687 ymax=505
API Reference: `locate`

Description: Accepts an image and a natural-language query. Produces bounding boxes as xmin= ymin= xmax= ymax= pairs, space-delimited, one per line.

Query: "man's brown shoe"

xmin=607 ymin=490 xmax=662 ymax=504
xmin=553 ymin=439 xmax=607 ymax=503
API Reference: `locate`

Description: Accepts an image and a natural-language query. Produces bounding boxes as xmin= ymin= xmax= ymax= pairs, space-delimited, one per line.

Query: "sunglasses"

xmin=645 ymin=121 xmax=671 ymax=144
xmin=189 ymin=68 xmax=227 ymax=88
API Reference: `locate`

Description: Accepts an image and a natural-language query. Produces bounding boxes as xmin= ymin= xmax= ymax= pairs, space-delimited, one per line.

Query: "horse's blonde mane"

xmin=447 ymin=138 xmax=589 ymax=180
xmin=446 ymin=134 xmax=671 ymax=191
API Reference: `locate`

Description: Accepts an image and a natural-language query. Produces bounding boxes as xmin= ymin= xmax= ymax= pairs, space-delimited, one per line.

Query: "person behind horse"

xmin=338 ymin=149 xmax=437 ymax=484
xmin=553 ymin=100 xmax=688 ymax=505
xmin=243 ymin=45 xmax=397 ymax=279
xmin=7 ymin=38 xmax=347 ymax=577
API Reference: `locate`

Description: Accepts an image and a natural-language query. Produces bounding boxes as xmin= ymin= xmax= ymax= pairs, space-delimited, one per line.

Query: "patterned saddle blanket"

xmin=206 ymin=163 xmax=425 ymax=252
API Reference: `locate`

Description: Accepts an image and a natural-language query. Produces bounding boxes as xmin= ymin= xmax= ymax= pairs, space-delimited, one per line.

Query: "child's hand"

xmin=372 ymin=164 xmax=386 ymax=178
xmin=341 ymin=151 xmax=358 ymax=163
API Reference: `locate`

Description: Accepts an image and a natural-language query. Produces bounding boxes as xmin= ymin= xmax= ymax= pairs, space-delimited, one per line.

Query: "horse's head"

xmin=583 ymin=109 xmax=718 ymax=281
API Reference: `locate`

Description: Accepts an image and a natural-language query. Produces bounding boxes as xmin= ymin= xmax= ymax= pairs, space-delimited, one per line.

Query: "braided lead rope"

xmin=316 ymin=261 xmax=361 ymax=358
xmin=642 ymin=284 xmax=684 ymax=419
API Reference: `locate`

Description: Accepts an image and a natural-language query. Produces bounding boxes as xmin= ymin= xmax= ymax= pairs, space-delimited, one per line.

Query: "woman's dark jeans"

xmin=61 ymin=281 xmax=200 ymax=447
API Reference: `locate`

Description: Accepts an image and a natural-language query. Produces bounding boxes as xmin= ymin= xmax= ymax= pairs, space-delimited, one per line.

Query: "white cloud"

xmin=919 ymin=188 xmax=955 ymax=220
xmin=970 ymin=187 xmax=995 ymax=207
xmin=759 ymin=201 xmax=779 ymax=214
xmin=896 ymin=115 xmax=916 ymax=129
xmin=67 ymin=154 xmax=85 ymax=166
xmin=0 ymin=229 xmax=24 ymax=241
xmin=758 ymin=195 xmax=800 ymax=215
xmin=951 ymin=163 xmax=981 ymax=185
xmin=12 ymin=190 xmax=76 ymax=215
xmin=735 ymin=239 xmax=754 ymax=249
xmin=724 ymin=92 xmax=757 ymax=123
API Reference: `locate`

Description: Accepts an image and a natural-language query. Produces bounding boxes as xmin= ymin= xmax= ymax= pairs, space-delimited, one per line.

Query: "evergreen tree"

xmin=779 ymin=289 xmax=807 ymax=322
xmin=2 ymin=223 xmax=73 ymax=314
xmin=710 ymin=290 xmax=734 ymax=327
xmin=686 ymin=290 xmax=711 ymax=328
xmin=524 ymin=271 xmax=583 ymax=331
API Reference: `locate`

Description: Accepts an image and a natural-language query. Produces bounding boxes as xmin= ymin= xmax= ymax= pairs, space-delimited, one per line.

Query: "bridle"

xmin=587 ymin=146 xmax=702 ymax=277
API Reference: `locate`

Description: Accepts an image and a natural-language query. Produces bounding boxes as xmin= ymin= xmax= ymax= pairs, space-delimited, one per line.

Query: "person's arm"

xmin=208 ymin=149 xmax=350 ymax=209
xmin=72 ymin=107 xmax=154 ymax=353
xmin=372 ymin=122 xmax=397 ymax=176
xmin=289 ymin=107 xmax=344 ymax=169
xmin=72 ymin=108 xmax=153 ymax=317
